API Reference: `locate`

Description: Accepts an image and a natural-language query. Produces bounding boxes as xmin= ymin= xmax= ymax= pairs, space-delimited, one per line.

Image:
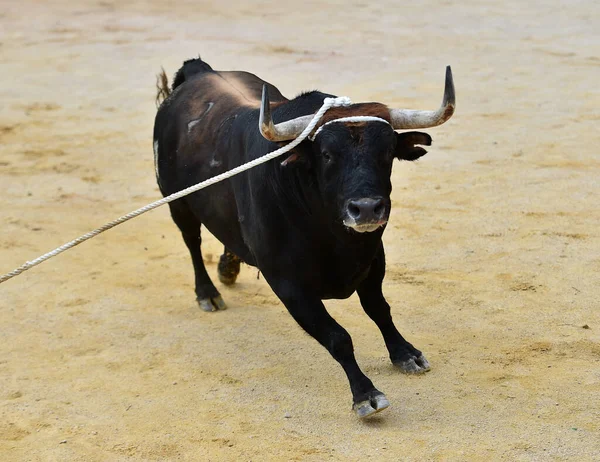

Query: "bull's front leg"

xmin=267 ymin=278 xmax=389 ymax=418
xmin=357 ymin=243 xmax=431 ymax=374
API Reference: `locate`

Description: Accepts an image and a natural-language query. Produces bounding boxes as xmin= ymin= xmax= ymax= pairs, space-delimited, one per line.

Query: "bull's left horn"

xmin=389 ymin=66 xmax=456 ymax=130
xmin=259 ymin=84 xmax=313 ymax=142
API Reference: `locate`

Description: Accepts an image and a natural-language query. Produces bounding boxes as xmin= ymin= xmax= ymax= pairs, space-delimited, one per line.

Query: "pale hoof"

xmin=353 ymin=392 xmax=390 ymax=418
xmin=212 ymin=295 xmax=227 ymax=310
xmin=197 ymin=295 xmax=228 ymax=312
xmin=218 ymin=273 xmax=237 ymax=285
xmin=394 ymin=354 xmax=431 ymax=374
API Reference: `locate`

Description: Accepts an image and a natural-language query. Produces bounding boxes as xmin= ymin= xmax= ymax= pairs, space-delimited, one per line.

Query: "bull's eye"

xmin=321 ymin=151 xmax=332 ymax=163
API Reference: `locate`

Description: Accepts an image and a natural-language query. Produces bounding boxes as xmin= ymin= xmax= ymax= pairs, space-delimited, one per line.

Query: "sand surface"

xmin=1 ymin=1 xmax=599 ymax=460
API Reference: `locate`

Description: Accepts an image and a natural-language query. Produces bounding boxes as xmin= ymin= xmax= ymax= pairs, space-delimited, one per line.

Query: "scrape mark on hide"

xmin=209 ymin=158 xmax=222 ymax=168
xmin=187 ymin=102 xmax=215 ymax=133
xmin=216 ymin=114 xmax=238 ymax=136
xmin=153 ymin=139 xmax=160 ymax=180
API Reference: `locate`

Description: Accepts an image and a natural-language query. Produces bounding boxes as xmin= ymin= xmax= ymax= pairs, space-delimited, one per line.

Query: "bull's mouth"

xmin=343 ymin=219 xmax=387 ymax=233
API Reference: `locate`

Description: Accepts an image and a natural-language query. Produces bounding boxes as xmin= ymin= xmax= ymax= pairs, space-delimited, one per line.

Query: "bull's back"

xmin=155 ymin=68 xmax=285 ymax=187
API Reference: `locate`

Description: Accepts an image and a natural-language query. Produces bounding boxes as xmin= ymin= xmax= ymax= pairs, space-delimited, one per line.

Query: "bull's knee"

xmin=218 ymin=250 xmax=241 ymax=285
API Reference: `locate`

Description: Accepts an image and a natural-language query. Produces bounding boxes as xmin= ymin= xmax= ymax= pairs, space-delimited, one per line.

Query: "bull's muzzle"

xmin=343 ymin=197 xmax=388 ymax=233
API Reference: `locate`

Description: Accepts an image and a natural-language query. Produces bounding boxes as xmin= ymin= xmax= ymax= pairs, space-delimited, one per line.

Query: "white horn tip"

xmin=444 ymin=66 xmax=455 ymax=108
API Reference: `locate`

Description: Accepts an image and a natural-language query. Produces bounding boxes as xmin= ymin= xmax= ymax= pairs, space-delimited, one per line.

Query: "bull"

xmin=153 ymin=57 xmax=455 ymax=417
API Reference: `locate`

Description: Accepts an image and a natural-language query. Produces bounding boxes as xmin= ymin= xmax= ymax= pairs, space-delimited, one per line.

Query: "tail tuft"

xmin=155 ymin=67 xmax=171 ymax=108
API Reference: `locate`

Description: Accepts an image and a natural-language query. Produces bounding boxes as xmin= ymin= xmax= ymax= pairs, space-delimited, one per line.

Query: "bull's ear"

xmin=395 ymin=131 xmax=432 ymax=161
xmin=280 ymin=143 xmax=314 ymax=167
xmin=280 ymin=152 xmax=300 ymax=166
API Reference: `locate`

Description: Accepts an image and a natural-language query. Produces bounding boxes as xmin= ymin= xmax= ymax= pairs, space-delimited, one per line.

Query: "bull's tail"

xmin=155 ymin=56 xmax=214 ymax=108
xmin=155 ymin=67 xmax=170 ymax=108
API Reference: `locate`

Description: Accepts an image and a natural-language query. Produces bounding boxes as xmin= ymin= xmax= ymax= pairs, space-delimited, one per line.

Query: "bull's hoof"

xmin=353 ymin=391 xmax=390 ymax=418
xmin=218 ymin=273 xmax=237 ymax=285
xmin=218 ymin=251 xmax=241 ymax=286
xmin=197 ymin=295 xmax=228 ymax=312
xmin=393 ymin=354 xmax=431 ymax=374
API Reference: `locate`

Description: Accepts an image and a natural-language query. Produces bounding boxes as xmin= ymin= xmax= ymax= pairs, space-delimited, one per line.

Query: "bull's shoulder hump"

xmin=211 ymin=71 xmax=263 ymax=107
xmin=169 ymin=70 xmax=288 ymax=110
xmin=211 ymin=71 xmax=287 ymax=107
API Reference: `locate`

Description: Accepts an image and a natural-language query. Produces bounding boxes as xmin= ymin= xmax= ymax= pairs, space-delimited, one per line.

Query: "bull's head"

xmin=259 ymin=67 xmax=455 ymax=234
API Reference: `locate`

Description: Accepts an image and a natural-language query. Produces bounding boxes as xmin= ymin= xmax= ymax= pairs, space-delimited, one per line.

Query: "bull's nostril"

xmin=347 ymin=203 xmax=361 ymax=219
xmin=346 ymin=198 xmax=386 ymax=223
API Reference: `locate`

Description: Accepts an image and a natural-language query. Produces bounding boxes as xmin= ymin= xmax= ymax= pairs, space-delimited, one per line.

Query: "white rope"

xmin=308 ymin=116 xmax=390 ymax=141
xmin=0 ymin=96 xmax=353 ymax=284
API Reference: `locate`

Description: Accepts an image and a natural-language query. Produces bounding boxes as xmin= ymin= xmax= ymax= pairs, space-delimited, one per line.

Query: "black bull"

xmin=153 ymin=57 xmax=455 ymax=417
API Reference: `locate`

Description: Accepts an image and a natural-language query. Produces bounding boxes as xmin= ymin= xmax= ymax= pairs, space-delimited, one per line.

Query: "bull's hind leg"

xmin=217 ymin=247 xmax=241 ymax=285
xmin=357 ymin=243 xmax=430 ymax=374
xmin=168 ymin=201 xmax=227 ymax=312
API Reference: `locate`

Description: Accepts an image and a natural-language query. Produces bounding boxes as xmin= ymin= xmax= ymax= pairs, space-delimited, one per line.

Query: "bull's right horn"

xmin=259 ymin=84 xmax=313 ymax=142
xmin=389 ymin=66 xmax=456 ymax=130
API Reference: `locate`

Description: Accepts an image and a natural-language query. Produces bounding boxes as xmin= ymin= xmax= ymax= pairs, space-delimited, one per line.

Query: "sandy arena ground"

xmin=1 ymin=1 xmax=599 ymax=460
